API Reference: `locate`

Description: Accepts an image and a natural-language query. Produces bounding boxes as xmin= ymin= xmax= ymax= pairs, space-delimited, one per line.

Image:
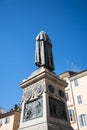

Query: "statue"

xmin=35 ymin=31 xmax=54 ymax=71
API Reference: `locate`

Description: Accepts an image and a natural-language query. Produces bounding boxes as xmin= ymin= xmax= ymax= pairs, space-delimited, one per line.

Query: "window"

xmin=5 ymin=117 xmax=10 ymax=124
xmin=77 ymin=95 xmax=82 ymax=104
xmin=0 ymin=119 xmax=2 ymax=126
xmin=65 ymin=92 xmax=69 ymax=101
xmin=79 ymin=114 xmax=87 ymax=127
xmin=68 ymin=109 xmax=74 ymax=122
xmin=74 ymin=78 xmax=78 ymax=86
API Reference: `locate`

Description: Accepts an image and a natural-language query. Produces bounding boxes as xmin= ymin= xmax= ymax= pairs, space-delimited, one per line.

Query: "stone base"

xmin=19 ymin=67 xmax=73 ymax=130
xmin=18 ymin=122 xmax=47 ymax=130
xmin=18 ymin=122 xmax=73 ymax=130
xmin=48 ymin=123 xmax=73 ymax=130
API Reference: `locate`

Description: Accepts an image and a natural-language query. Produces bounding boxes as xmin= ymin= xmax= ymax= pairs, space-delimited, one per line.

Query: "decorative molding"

xmin=47 ymin=85 xmax=65 ymax=102
xmin=22 ymin=85 xmax=44 ymax=102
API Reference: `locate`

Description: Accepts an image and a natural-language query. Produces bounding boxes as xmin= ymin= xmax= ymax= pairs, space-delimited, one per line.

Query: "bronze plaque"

xmin=23 ymin=97 xmax=43 ymax=121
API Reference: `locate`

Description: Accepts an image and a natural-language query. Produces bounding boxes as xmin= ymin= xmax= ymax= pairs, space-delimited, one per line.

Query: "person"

xmin=35 ymin=31 xmax=54 ymax=71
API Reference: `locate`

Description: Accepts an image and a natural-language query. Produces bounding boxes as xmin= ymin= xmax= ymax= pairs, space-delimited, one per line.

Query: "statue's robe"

xmin=35 ymin=31 xmax=54 ymax=71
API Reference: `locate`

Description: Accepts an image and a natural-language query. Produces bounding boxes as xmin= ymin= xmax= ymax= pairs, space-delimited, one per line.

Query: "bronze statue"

xmin=35 ymin=31 xmax=54 ymax=71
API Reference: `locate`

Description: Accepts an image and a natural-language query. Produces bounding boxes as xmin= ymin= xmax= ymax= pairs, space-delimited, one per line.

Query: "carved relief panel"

xmin=47 ymin=84 xmax=67 ymax=121
xmin=23 ymin=97 xmax=43 ymax=121
xmin=22 ymin=81 xmax=45 ymax=122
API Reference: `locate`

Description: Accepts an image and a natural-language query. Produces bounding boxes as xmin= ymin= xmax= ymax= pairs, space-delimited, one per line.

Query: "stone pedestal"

xmin=18 ymin=67 xmax=73 ymax=130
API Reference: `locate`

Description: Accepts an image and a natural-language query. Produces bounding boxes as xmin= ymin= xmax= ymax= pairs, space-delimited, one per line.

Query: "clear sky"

xmin=0 ymin=0 xmax=87 ymax=111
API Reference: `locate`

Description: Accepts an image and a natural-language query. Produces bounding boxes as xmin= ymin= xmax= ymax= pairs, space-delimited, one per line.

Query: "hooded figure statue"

xmin=35 ymin=31 xmax=54 ymax=71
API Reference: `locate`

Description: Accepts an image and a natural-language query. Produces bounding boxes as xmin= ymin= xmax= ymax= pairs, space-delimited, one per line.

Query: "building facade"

xmin=59 ymin=70 xmax=87 ymax=130
xmin=0 ymin=110 xmax=20 ymax=130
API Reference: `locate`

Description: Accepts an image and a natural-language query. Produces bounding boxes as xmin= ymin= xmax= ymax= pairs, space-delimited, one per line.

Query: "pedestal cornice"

xmin=20 ymin=67 xmax=67 ymax=89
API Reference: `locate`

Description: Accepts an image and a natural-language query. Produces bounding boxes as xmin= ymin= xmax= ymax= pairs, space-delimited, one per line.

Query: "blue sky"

xmin=0 ymin=0 xmax=87 ymax=111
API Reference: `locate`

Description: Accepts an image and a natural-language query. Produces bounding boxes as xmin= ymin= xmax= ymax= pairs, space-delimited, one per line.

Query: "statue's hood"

xmin=36 ymin=31 xmax=52 ymax=45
